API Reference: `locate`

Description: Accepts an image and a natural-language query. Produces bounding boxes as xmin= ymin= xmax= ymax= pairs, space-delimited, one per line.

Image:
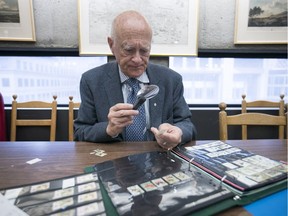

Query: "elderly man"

xmin=74 ymin=10 xmax=196 ymax=149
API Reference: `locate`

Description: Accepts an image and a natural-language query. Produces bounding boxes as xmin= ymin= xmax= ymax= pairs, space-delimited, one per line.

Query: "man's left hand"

xmin=151 ymin=123 xmax=183 ymax=150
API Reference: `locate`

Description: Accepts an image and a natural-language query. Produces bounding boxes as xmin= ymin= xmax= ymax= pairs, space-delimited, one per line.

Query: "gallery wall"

xmin=0 ymin=0 xmax=286 ymax=52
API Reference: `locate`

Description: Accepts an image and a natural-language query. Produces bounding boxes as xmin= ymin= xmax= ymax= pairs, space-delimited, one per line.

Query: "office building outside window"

xmin=169 ymin=57 xmax=288 ymax=105
xmin=0 ymin=57 xmax=107 ymax=104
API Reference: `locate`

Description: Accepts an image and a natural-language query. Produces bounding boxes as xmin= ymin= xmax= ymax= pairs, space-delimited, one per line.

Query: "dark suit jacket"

xmin=74 ymin=62 xmax=196 ymax=143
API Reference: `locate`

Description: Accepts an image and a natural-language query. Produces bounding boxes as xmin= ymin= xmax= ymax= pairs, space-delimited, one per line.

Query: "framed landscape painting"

xmin=78 ymin=0 xmax=199 ymax=56
xmin=0 ymin=0 xmax=36 ymax=41
xmin=234 ymin=0 xmax=287 ymax=44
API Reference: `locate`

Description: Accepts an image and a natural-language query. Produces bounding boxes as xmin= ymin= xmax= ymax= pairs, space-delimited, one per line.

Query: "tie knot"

xmin=126 ymin=78 xmax=140 ymax=91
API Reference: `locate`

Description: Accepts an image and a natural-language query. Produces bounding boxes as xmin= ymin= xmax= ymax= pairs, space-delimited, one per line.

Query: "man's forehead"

xmin=121 ymin=40 xmax=151 ymax=48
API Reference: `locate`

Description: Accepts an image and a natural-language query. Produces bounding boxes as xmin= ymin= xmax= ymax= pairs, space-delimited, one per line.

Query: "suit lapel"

xmin=146 ymin=65 xmax=164 ymax=131
xmin=103 ymin=63 xmax=124 ymax=107
xmin=102 ymin=63 xmax=126 ymax=139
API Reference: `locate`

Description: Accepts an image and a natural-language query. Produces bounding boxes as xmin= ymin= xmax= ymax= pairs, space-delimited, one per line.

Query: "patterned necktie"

xmin=125 ymin=78 xmax=146 ymax=141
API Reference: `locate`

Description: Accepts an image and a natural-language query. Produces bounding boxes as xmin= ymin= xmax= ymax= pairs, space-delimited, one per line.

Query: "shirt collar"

xmin=118 ymin=65 xmax=149 ymax=84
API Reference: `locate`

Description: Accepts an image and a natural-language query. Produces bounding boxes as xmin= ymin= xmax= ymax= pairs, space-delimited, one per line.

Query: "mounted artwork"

xmin=78 ymin=0 xmax=199 ymax=56
xmin=0 ymin=0 xmax=36 ymax=41
xmin=234 ymin=0 xmax=287 ymax=44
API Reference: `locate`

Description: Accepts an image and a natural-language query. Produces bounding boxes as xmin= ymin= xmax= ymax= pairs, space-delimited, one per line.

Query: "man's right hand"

xmin=106 ymin=103 xmax=139 ymax=137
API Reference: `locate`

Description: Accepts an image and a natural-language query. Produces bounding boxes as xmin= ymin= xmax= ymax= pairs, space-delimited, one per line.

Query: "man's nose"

xmin=131 ymin=51 xmax=142 ymax=63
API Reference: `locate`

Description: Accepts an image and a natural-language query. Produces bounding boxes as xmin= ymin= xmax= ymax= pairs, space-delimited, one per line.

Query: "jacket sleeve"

xmin=172 ymin=76 xmax=197 ymax=143
xmin=74 ymin=74 xmax=122 ymax=143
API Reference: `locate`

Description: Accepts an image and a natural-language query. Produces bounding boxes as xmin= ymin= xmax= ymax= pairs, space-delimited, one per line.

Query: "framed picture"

xmin=0 ymin=0 xmax=36 ymax=41
xmin=234 ymin=0 xmax=287 ymax=44
xmin=78 ymin=0 xmax=199 ymax=56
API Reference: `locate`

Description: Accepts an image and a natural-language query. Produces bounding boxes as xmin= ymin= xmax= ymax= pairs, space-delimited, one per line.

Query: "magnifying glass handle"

xmin=133 ymin=97 xmax=146 ymax=110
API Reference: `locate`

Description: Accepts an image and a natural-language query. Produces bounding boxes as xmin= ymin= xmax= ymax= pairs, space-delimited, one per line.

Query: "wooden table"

xmin=0 ymin=139 xmax=287 ymax=215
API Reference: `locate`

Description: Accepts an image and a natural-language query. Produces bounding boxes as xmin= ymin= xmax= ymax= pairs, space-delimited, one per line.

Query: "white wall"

xmin=199 ymin=0 xmax=235 ymax=48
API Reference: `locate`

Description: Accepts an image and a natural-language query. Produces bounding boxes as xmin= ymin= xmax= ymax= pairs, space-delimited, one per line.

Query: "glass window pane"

xmin=0 ymin=56 xmax=287 ymax=105
xmin=169 ymin=57 xmax=288 ymax=104
xmin=0 ymin=57 xmax=107 ymax=104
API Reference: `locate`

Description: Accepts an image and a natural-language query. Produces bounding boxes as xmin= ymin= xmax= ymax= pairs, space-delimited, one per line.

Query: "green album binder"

xmin=85 ymin=140 xmax=287 ymax=216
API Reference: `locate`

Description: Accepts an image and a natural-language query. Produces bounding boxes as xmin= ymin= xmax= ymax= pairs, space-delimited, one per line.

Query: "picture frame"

xmin=78 ymin=0 xmax=199 ymax=56
xmin=234 ymin=0 xmax=287 ymax=44
xmin=0 ymin=0 xmax=36 ymax=41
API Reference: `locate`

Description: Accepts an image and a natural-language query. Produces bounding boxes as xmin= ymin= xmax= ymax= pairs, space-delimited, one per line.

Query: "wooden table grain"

xmin=0 ymin=139 xmax=286 ymax=215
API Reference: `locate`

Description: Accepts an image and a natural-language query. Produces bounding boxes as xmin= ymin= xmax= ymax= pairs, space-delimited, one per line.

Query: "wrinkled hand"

xmin=151 ymin=123 xmax=183 ymax=150
xmin=106 ymin=103 xmax=138 ymax=137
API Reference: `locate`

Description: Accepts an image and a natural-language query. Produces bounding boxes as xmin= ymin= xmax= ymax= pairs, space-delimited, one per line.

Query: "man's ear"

xmin=107 ymin=37 xmax=114 ymax=53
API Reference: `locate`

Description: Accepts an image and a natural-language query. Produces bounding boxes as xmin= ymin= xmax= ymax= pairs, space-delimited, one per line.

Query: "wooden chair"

xmin=68 ymin=96 xmax=80 ymax=141
xmin=10 ymin=95 xmax=57 ymax=141
xmin=219 ymin=102 xmax=287 ymax=140
xmin=0 ymin=92 xmax=6 ymax=141
xmin=241 ymin=94 xmax=285 ymax=139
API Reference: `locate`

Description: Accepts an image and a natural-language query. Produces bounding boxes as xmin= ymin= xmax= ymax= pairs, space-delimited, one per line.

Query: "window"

xmin=169 ymin=57 xmax=288 ymax=104
xmin=0 ymin=56 xmax=107 ymax=104
xmin=2 ymin=78 xmax=9 ymax=87
xmin=0 ymin=56 xmax=287 ymax=105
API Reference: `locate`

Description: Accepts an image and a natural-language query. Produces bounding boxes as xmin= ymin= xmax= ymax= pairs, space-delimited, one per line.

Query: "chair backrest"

xmin=0 ymin=92 xmax=6 ymax=141
xmin=68 ymin=96 xmax=81 ymax=141
xmin=10 ymin=95 xmax=57 ymax=141
xmin=241 ymin=94 xmax=285 ymax=139
xmin=219 ymin=102 xmax=286 ymax=140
